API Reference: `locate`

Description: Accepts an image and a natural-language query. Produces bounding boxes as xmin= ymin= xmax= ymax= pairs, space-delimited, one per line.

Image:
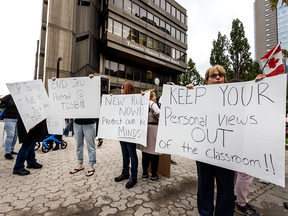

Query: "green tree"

xmin=229 ymin=18 xmax=252 ymax=79
xmin=177 ymin=58 xmax=204 ymax=86
xmin=269 ymin=0 xmax=288 ymax=10
xmin=240 ymin=59 xmax=262 ymax=81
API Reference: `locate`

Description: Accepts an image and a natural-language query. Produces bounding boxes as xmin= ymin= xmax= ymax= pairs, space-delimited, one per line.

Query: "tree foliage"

xmin=229 ymin=19 xmax=252 ymax=79
xmin=269 ymin=0 xmax=288 ymax=10
xmin=177 ymin=58 xmax=205 ymax=86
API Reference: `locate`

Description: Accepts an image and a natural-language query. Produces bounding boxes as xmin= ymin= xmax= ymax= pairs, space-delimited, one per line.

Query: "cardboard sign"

xmin=6 ymin=80 xmax=47 ymax=132
xmin=156 ymin=74 xmax=287 ymax=187
xmin=98 ymin=93 xmax=150 ymax=146
xmin=48 ymin=77 xmax=101 ymax=118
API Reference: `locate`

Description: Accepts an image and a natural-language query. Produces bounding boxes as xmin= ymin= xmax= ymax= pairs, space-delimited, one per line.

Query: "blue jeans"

xmin=120 ymin=141 xmax=138 ymax=179
xmin=74 ymin=122 xmax=96 ymax=165
xmin=13 ymin=138 xmax=37 ymax=172
xmin=63 ymin=119 xmax=74 ymax=136
xmin=4 ymin=118 xmax=18 ymax=154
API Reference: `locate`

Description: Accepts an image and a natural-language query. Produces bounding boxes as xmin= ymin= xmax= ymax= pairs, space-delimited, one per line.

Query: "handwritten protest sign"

xmin=46 ymin=117 xmax=64 ymax=135
xmin=0 ymin=121 xmax=4 ymax=148
xmin=98 ymin=93 xmax=150 ymax=146
xmin=156 ymin=74 xmax=287 ymax=187
xmin=48 ymin=76 xmax=101 ymax=118
xmin=6 ymin=80 xmax=48 ymax=132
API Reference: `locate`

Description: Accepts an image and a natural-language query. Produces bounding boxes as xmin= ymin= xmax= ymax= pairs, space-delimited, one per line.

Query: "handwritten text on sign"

xmin=155 ymin=74 xmax=287 ymax=187
xmin=98 ymin=93 xmax=150 ymax=146
xmin=6 ymin=80 xmax=47 ymax=132
xmin=48 ymin=77 xmax=101 ymax=118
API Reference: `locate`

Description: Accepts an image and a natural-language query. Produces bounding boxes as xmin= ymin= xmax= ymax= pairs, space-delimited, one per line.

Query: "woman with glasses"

xmin=114 ymin=82 xmax=138 ymax=188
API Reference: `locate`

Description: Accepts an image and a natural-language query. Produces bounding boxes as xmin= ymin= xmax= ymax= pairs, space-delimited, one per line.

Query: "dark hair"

xmin=122 ymin=82 xmax=135 ymax=94
xmin=228 ymin=78 xmax=243 ymax=83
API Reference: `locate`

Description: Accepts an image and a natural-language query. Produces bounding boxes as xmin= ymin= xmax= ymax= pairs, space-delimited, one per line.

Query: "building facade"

xmin=254 ymin=0 xmax=288 ymax=72
xmin=34 ymin=0 xmax=188 ymax=96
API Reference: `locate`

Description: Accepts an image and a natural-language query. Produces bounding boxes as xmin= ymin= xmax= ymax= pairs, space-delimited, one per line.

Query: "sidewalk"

xmin=0 ymin=135 xmax=287 ymax=216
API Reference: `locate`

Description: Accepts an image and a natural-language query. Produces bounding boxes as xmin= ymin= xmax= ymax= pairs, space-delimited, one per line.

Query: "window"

xmin=166 ymin=2 xmax=171 ymax=14
xmin=267 ymin=49 xmax=270 ymax=52
xmin=171 ymin=6 xmax=175 ymax=17
xmin=166 ymin=23 xmax=171 ymax=35
xmin=132 ymin=3 xmax=140 ymax=17
xmin=134 ymin=68 xmax=140 ymax=82
xmin=123 ymin=25 xmax=131 ymax=40
xmin=140 ymin=7 xmax=147 ymax=21
xmin=266 ymin=38 xmax=270 ymax=41
xmin=176 ymin=29 xmax=180 ymax=40
xmin=147 ymin=12 xmax=154 ymax=25
xmin=154 ymin=16 xmax=160 ymax=28
xmin=165 ymin=45 xmax=171 ymax=57
xmin=147 ymin=70 xmax=153 ymax=84
xmin=176 ymin=50 xmax=180 ymax=60
xmin=131 ymin=29 xmax=139 ymax=43
xmin=181 ymin=13 xmax=185 ymax=24
xmin=113 ymin=20 xmax=122 ymax=37
xmin=118 ymin=64 xmax=125 ymax=79
xmin=265 ymin=8 xmax=269 ymax=11
xmin=105 ymin=59 xmax=109 ymax=75
xmin=126 ymin=65 xmax=133 ymax=80
xmin=139 ymin=33 xmax=146 ymax=46
xmin=180 ymin=52 xmax=185 ymax=62
xmin=181 ymin=32 xmax=185 ymax=43
xmin=124 ymin=0 xmax=132 ymax=13
xmin=265 ymin=13 xmax=269 ymax=16
xmin=265 ymin=3 xmax=269 ymax=6
xmin=147 ymin=36 xmax=153 ymax=49
xmin=160 ymin=0 xmax=165 ymax=10
xmin=154 ymin=0 xmax=159 ymax=6
xmin=78 ymin=0 xmax=91 ymax=6
xmin=153 ymin=39 xmax=159 ymax=52
xmin=171 ymin=48 xmax=175 ymax=59
xmin=176 ymin=10 xmax=181 ymax=20
xmin=160 ymin=19 xmax=165 ymax=32
xmin=159 ymin=42 xmax=165 ymax=54
xmin=266 ymin=44 xmax=270 ymax=47
xmin=266 ymin=33 xmax=270 ymax=36
xmin=76 ymin=34 xmax=89 ymax=43
xmin=266 ymin=18 xmax=269 ymax=21
xmin=266 ymin=28 xmax=269 ymax=31
xmin=171 ymin=26 xmax=175 ymax=37
xmin=115 ymin=0 xmax=123 ymax=8
xmin=266 ymin=23 xmax=269 ymax=26
xmin=140 ymin=68 xmax=147 ymax=82
xmin=108 ymin=18 xmax=113 ymax=33
xmin=110 ymin=61 xmax=118 ymax=77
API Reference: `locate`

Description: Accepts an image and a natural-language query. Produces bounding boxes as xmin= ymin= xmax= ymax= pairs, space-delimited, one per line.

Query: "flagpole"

xmin=261 ymin=42 xmax=281 ymax=74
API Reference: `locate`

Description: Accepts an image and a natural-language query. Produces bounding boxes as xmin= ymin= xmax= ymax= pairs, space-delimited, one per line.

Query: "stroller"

xmin=35 ymin=134 xmax=67 ymax=153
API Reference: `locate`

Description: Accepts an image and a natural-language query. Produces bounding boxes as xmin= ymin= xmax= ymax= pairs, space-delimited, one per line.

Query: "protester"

xmin=114 ymin=82 xmax=138 ymax=188
xmin=13 ymin=118 xmax=48 ymax=175
xmin=138 ymin=89 xmax=161 ymax=182
xmin=187 ymin=66 xmax=266 ymax=216
xmin=95 ymin=118 xmax=103 ymax=147
xmin=0 ymin=94 xmax=18 ymax=160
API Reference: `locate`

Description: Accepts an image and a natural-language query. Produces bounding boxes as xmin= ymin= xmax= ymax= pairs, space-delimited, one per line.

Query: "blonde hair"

xmin=143 ymin=89 xmax=155 ymax=100
xmin=205 ymin=65 xmax=227 ymax=83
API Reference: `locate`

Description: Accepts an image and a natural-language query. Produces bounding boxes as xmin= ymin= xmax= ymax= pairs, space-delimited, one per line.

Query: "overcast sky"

xmin=0 ymin=0 xmax=255 ymax=96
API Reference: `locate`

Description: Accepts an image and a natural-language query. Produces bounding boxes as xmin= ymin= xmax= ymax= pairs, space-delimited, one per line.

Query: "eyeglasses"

xmin=209 ymin=73 xmax=225 ymax=79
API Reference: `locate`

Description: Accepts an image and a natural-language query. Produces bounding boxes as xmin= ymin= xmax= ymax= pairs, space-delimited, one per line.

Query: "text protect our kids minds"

xmin=155 ymin=74 xmax=287 ymax=187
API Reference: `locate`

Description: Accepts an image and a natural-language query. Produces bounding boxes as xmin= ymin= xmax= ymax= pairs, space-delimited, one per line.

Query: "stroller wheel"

xmin=35 ymin=142 xmax=41 ymax=150
xmin=42 ymin=144 xmax=50 ymax=153
xmin=61 ymin=141 xmax=67 ymax=149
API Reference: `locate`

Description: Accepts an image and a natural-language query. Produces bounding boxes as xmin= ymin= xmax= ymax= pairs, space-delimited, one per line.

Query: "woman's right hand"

xmin=186 ymin=84 xmax=194 ymax=89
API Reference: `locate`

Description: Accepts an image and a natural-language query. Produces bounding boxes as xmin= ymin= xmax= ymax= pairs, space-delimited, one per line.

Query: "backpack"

xmin=0 ymin=108 xmax=5 ymax=120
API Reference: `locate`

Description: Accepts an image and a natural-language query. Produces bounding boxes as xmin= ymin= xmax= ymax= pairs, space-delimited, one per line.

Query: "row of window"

xmin=107 ymin=0 xmax=187 ymax=44
xmin=107 ymin=0 xmax=186 ymax=25
xmin=104 ymin=59 xmax=171 ymax=86
xmin=106 ymin=17 xmax=186 ymax=63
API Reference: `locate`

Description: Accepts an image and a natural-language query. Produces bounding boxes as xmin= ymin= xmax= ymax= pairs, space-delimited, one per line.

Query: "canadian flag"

xmin=260 ymin=43 xmax=285 ymax=77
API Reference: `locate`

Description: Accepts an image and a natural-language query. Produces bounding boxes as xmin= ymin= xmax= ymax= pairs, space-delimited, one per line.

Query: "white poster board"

xmin=46 ymin=117 xmax=64 ymax=135
xmin=156 ymin=74 xmax=287 ymax=187
xmin=48 ymin=77 xmax=101 ymax=118
xmin=0 ymin=121 xmax=4 ymax=148
xmin=6 ymin=80 xmax=48 ymax=132
xmin=98 ymin=93 xmax=150 ymax=146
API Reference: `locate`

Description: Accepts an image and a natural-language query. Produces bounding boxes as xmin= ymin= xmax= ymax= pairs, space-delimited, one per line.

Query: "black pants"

xmin=142 ymin=152 xmax=159 ymax=177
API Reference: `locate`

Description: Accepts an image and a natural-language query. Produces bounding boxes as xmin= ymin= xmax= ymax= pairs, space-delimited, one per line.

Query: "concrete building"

xmin=34 ymin=0 xmax=188 ymax=95
xmin=254 ymin=0 xmax=288 ymax=72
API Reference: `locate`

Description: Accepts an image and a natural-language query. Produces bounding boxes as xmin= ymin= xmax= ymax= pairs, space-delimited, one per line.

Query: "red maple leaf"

xmin=266 ymin=57 xmax=280 ymax=69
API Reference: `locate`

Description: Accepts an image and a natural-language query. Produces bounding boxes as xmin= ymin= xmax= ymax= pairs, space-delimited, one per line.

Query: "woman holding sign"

xmin=138 ymin=89 xmax=161 ymax=182
xmin=114 ymin=82 xmax=138 ymax=189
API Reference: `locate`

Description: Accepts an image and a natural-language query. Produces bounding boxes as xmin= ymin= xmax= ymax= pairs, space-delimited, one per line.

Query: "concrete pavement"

xmin=0 ymin=134 xmax=287 ymax=216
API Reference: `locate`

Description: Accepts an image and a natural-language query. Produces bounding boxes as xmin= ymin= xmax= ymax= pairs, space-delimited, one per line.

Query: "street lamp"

xmin=56 ymin=57 xmax=63 ymax=78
